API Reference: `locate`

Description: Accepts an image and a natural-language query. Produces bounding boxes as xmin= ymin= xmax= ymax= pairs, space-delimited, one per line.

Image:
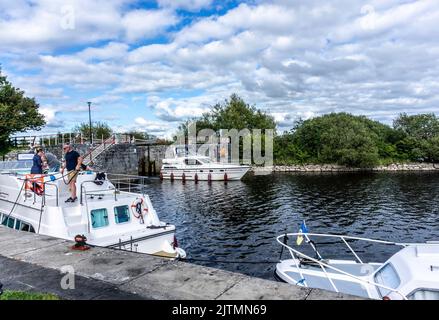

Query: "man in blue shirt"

xmin=61 ymin=144 xmax=83 ymax=202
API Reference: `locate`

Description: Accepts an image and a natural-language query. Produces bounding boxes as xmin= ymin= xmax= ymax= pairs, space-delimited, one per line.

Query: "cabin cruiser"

xmin=160 ymin=147 xmax=250 ymax=181
xmin=275 ymin=232 xmax=439 ymax=300
xmin=0 ymin=161 xmax=186 ymax=258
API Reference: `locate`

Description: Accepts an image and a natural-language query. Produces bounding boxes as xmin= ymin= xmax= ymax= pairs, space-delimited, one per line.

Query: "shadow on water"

xmin=143 ymin=171 xmax=439 ymax=280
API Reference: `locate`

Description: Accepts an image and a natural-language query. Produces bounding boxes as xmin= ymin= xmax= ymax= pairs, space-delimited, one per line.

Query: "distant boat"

xmin=160 ymin=147 xmax=250 ymax=181
xmin=275 ymin=232 xmax=439 ymax=300
xmin=0 ymin=161 xmax=186 ymax=258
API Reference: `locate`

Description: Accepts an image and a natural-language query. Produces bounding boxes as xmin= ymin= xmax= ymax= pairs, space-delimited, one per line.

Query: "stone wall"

xmin=41 ymin=143 xmax=170 ymax=175
xmin=269 ymin=163 xmax=439 ymax=172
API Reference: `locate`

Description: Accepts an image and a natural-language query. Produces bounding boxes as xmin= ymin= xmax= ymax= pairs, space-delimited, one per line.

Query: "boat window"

xmin=2 ymin=215 xmax=15 ymax=229
xmin=374 ymin=263 xmax=401 ymax=297
xmin=20 ymin=222 xmax=31 ymax=232
xmin=91 ymin=208 xmax=109 ymax=229
xmin=185 ymin=159 xmax=202 ymax=165
xmin=408 ymin=289 xmax=439 ymax=300
xmin=15 ymin=219 xmax=21 ymax=230
xmin=114 ymin=205 xmax=130 ymax=224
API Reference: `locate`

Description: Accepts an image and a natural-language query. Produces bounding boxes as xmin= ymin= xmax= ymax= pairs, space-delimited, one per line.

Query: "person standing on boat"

xmin=30 ymin=147 xmax=44 ymax=174
xmin=61 ymin=144 xmax=83 ymax=203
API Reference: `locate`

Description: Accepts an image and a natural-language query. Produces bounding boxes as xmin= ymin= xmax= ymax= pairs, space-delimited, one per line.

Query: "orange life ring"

xmin=130 ymin=198 xmax=148 ymax=221
xmin=25 ymin=174 xmax=45 ymax=196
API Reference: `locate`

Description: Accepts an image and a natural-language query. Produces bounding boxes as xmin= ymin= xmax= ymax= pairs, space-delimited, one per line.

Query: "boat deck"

xmin=280 ymin=260 xmax=382 ymax=298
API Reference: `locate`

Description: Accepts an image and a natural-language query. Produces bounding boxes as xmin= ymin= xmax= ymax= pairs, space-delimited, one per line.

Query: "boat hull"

xmin=276 ymin=259 xmax=380 ymax=299
xmin=105 ymin=226 xmax=186 ymax=258
xmin=160 ymin=167 xmax=250 ymax=181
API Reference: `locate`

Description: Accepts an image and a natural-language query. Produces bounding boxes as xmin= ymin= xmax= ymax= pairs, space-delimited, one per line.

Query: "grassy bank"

xmin=0 ymin=290 xmax=59 ymax=300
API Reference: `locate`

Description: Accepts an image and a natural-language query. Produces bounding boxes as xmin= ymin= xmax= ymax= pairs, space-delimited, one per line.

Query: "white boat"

xmin=0 ymin=162 xmax=186 ymax=258
xmin=275 ymin=232 xmax=439 ymax=300
xmin=160 ymin=148 xmax=250 ymax=181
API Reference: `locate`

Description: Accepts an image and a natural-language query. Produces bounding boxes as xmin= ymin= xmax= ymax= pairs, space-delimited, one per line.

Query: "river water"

xmin=144 ymin=172 xmax=439 ymax=280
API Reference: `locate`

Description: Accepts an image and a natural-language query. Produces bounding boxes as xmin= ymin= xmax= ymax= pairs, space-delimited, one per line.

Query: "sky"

xmin=1 ymin=0 xmax=439 ymax=138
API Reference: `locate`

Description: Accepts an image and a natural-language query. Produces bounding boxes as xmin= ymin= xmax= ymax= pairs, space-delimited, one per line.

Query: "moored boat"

xmin=275 ymin=231 xmax=439 ymax=300
xmin=160 ymin=148 xmax=250 ymax=181
xmin=0 ymin=162 xmax=186 ymax=258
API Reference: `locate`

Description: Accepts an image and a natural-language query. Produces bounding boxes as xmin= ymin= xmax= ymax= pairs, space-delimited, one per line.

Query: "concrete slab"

xmin=305 ymin=288 xmax=364 ymax=300
xmin=9 ymin=238 xmax=170 ymax=286
xmin=120 ymin=261 xmax=245 ymax=300
xmin=0 ymin=233 xmax=66 ymax=256
xmin=216 ymin=276 xmax=312 ymax=300
xmin=0 ymin=227 xmax=60 ymax=243
xmin=11 ymin=241 xmax=96 ymax=269
xmin=0 ymin=256 xmax=145 ymax=300
xmin=71 ymin=249 xmax=171 ymax=285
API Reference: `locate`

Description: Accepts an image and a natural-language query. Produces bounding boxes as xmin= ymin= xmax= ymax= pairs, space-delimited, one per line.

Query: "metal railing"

xmin=276 ymin=233 xmax=422 ymax=300
xmin=43 ymin=182 xmax=59 ymax=207
xmin=82 ymin=135 xmax=116 ymax=166
xmin=79 ymin=173 xmax=151 ymax=205
xmin=106 ymin=173 xmax=150 ymax=195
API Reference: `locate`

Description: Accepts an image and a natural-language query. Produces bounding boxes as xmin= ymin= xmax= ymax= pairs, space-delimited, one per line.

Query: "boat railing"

xmin=79 ymin=173 xmax=151 ymax=205
xmin=276 ymin=233 xmax=411 ymax=300
xmin=106 ymin=173 xmax=149 ymax=195
xmin=79 ymin=180 xmax=117 ymax=205
xmin=43 ymin=182 xmax=59 ymax=206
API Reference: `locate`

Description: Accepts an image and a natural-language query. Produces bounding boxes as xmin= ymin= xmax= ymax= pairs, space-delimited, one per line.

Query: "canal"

xmin=144 ymin=172 xmax=439 ymax=280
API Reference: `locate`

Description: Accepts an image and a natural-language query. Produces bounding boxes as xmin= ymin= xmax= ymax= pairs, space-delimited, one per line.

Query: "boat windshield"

xmin=374 ymin=263 xmax=401 ymax=297
xmin=0 ymin=160 xmax=33 ymax=174
xmin=200 ymin=158 xmax=212 ymax=163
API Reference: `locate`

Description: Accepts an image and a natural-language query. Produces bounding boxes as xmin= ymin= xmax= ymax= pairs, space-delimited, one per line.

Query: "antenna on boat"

xmin=279 ymin=228 xmax=289 ymax=260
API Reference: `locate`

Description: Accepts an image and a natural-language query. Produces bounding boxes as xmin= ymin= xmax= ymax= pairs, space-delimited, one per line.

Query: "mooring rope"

xmin=4 ymin=179 xmax=26 ymax=221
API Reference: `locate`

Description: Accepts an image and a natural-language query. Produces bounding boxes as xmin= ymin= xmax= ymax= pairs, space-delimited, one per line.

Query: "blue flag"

xmin=300 ymin=221 xmax=308 ymax=233
xmin=296 ymin=220 xmax=308 ymax=245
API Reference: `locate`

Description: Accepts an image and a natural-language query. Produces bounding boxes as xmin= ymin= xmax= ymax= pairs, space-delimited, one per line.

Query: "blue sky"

xmin=1 ymin=0 xmax=439 ymax=138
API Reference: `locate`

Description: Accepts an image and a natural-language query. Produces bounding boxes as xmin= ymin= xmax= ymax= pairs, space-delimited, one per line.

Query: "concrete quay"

xmin=0 ymin=226 xmax=361 ymax=300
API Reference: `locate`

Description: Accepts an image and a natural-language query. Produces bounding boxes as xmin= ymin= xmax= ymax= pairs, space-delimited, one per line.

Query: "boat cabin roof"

xmin=162 ymin=155 xmax=212 ymax=164
xmin=376 ymin=244 xmax=439 ymax=298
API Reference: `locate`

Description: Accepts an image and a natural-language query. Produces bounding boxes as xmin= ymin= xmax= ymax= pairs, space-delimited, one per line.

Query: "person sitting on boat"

xmin=61 ymin=144 xmax=83 ymax=203
xmin=30 ymin=147 xmax=44 ymax=174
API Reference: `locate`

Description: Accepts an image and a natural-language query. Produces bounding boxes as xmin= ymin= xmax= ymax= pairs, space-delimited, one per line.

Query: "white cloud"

xmin=147 ymin=96 xmax=211 ymax=121
xmin=77 ymin=42 xmax=129 ymax=61
xmin=128 ymin=43 xmax=177 ymax=63
xmin=3 ymin=0 xmax=439 ymax=137
xmin=157 ymin=0 xmax=213 ymax=12
xmin=40 ymin=107 xmax=64 ymax=128
xmin=122 ymin=9 xmax=178 ymax=43
xmin=131 ymin=117 xmax=175 ymax=137
xmin=0 ymin=0 xmax=126 ymax=51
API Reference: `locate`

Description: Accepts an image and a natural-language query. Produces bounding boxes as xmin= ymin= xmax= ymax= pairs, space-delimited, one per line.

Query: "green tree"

xmin=394 ymin=113 xmax=439 ymax=140
xmin=275 ymin=113 xmax=405 ymax=167
xmin=0 ymin=69 xmax=46 ymax=155
xmin=125 ymin=131 xmax=155 ymax=140
xmin=73 ymin=121 xmax=113 ymax=141
xmin=393 ymin=113 xmax=439 ymax=162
